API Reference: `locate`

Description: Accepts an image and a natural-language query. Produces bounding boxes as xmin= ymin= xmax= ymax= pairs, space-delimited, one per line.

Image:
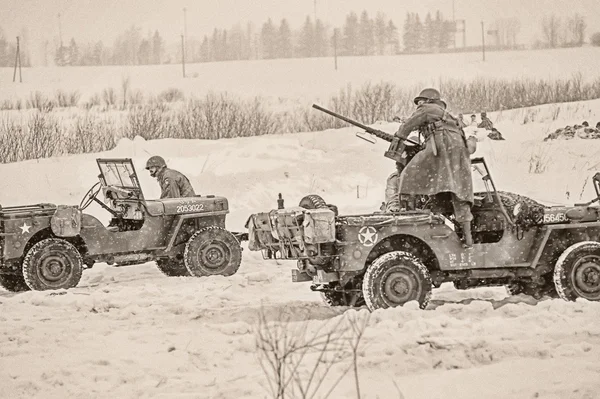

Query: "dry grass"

xmin=254 ymin=307 xmax=371 ymax=399
xmin=2 ymin=73 xmax=600 ymax=164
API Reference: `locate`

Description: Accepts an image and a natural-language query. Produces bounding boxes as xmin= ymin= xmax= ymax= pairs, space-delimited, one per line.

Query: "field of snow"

xmin=2 ymin=92 xmax=600 ymax=398
xmin=2 ymin=47 xmax=600 ymax=106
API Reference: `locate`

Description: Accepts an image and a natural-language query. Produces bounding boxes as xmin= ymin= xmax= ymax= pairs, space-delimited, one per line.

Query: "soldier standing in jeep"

xmin=394 ymin=88 xmax=475 ymax=248
xmin=145 ymin=156 xmax=196 ymax=199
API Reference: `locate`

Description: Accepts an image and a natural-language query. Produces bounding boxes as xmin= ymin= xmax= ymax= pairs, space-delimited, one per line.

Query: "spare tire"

xmin=299 ymin=195 xmax=328 ymax=210
xmin=299 ymin=194 xmax=339 ymax=216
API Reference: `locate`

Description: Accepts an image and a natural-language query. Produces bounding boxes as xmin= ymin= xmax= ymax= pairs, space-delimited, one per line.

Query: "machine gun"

xmin=311 ymin=104 xmax=422 ymax=163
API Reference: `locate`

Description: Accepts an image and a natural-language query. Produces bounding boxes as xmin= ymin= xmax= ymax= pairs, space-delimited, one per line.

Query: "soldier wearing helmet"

xmin=145 ymin=156 xmax=196 ymax=199
xmin=393 ymin=88 xmax=474 ymax=248
xmin=477 ymin=111 xmax=494 ymax=131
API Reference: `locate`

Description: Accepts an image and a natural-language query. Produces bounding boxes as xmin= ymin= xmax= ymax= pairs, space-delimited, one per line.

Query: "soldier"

xmin=394 ymin=88 xmax=474 ymax=248
xmin=145 ymin=156 xmax=196 ymax=199
xmin=469 ymin=114 xmax=477 ymax=127
xmin=457 ymin=113 xmax=467 ymax=128
xmin=477 ymin=112 xmax=494 ymax=130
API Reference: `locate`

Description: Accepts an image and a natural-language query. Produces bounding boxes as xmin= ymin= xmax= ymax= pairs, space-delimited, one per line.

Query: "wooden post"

xmin=181 ymin=34 xmax=186 ymax=78
xmin=481 ymin=21 xmax=486 ymax=62
xmin=333 ymin=28 xmax=338 ymax=71
xmin=13 ymin=36 xmax=22 ymax=83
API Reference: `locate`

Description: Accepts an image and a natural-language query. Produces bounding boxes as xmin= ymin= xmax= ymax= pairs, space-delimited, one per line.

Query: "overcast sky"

xmin=2 ymin=0 xmax=600 ymax=59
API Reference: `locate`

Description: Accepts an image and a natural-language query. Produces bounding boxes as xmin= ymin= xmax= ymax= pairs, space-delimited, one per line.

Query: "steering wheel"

xmin=79 ymin=182 xmax=102 ymax=210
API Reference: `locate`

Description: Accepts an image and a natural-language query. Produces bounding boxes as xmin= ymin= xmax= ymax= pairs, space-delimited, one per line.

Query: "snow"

xmin=3 ymin=77 xmax=600 ymax=398
xmin=2 ymin=47 xmax=600 ymax=105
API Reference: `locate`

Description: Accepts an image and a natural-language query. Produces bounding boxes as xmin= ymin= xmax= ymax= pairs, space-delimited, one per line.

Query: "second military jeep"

xmin=0 ymin=158 xmax=246 ymax=292
xmin=245 ymin=157 xmax=600 ymax=311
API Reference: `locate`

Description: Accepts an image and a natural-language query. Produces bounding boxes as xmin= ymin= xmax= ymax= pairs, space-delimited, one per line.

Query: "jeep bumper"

xmin=291 ymin=269 xmax=340 ymax=283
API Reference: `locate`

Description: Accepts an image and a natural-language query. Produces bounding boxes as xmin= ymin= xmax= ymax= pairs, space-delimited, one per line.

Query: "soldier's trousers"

xmin=450 ymin=193 xmax=473 ymax=223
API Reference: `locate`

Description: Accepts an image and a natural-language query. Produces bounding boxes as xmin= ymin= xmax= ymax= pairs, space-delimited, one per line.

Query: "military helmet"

xmin=413 ymin=88 xmax=441 ymax=105
xmin=481 ymin=111 xmax=487 ymax=117
xmin=146 ymin=155 xmax=167 ymax=169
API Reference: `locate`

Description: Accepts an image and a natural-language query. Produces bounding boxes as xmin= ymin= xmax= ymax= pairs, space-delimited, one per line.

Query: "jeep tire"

xmin=362 ymin=251 xmax=432 ymax=311
xmin=554 ymin=241 xmax=600 ymax=302
xmin=184 ymin=226 xmax=242 ymax=277
xmin=0 ymin=273 xmax=31 ymax=292
xmin=299 ymin=195 xmax=328 ymax=210
xmin=156 ymin=258 xmax=191 ymax=277
xmin=22 ymin=238 xmax=83 ymax=291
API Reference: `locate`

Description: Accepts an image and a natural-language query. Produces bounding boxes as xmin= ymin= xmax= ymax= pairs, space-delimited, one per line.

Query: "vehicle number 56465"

xmin=176 ymin=204 xmax=204 ymax=213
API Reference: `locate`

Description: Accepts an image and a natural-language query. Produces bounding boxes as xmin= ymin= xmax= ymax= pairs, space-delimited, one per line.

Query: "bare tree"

xmin=567 ymin=14 xmax=586 ymax=46
xmin=542 ymin=14 xmax=561 ymax=48
xmin=492 ymin=18 xmax=521 ymax=47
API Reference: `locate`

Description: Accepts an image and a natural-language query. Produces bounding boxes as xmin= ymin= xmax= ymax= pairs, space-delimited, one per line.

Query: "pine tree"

xmin=297 ymin=16 xmax=315 ymax=57
xmin=314 ymin=19 xmax=328 ymax=56
xmin=342 ymin=12 xmax=359 ymax=55
xmin=424 ymin=12 xmax=435 ymax=51
xmin=374 ymin=12 xmax=387 ymax=55
xmin=260 ymin=18 xmax=277 ymax=59
xmin=414 ymin=14 xmax=424 ymax=51
xmin=358 ymin=10 xmax=374 ymax=55
xmin=403 ymin=12 xmax=415 ymax=52
xmin=277 ymin=19 xmax=293 ymax=58
xmin=152 ymin=31 xmax=163 ymax=64
xmin=386 ymin=20 xmax=400 ymax=54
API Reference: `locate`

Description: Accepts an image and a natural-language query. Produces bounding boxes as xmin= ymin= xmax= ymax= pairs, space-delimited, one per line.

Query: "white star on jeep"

xmin=20 ymin=222 xmax=31 ymax=234
xmin=358 ymin=226 xmax=378 ymax=246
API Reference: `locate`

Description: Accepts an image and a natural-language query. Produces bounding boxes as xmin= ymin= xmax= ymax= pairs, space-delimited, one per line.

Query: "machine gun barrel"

xmin=311 ymin=104 xmax=419 ymax=146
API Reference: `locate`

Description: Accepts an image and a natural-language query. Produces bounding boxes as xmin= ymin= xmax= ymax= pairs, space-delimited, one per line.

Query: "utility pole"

xmin=333 ymin=28 xmax=338 ymax=71
xmin=58 ymin=13 xmax=63 ymax=46
xmin=183 ymin=8 xmax=188 ymax=61
xmin=481 ymin=21 xmax=486 ymax=61
xmin=181 ymin=34 xmax=186 ymax=78
xmin=13 ymin=36 xmax=22 ymax=83
xmin=313 ymin=0 xmax=317 ymax=22
xmin=452 ymin=0 xmax=456 ymax=48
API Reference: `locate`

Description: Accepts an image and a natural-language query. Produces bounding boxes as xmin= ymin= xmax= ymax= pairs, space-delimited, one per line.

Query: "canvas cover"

xmin=302 ymin=208 xmax=336 ymax=244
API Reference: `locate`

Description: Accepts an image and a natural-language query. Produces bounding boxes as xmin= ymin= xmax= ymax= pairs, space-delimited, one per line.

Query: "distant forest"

xmin=0 ymin=10 xmax=591 ymax=67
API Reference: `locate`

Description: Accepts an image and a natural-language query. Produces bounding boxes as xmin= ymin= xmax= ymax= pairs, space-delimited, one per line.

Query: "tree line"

xmin=0 ymin=10 xmax=595 ymax=68
xmin=191 ymin=10 xmax=401 ymax=63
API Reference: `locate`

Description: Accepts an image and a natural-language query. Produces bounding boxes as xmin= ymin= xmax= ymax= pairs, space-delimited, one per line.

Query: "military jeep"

xmin=0 ymin=158 xmax=246 ymax=292
xmin=245 ymin=157 xmax=600 ymax=311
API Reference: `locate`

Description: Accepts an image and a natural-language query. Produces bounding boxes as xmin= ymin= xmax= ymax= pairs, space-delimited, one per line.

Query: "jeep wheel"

xmin=0 ymin=273 xmax=31 ymax=292
xmin=362 ymin=251 xmax=432 ymax=311
xmin=22 ymin=238 xmax=83 ymax=291
xmin=184 ymin=226 xmax=242 ymax=277
xmin=156 ymin=258 xmax=191 ymax=277
xmin=554 ymin=241 xmax=600 ymax=302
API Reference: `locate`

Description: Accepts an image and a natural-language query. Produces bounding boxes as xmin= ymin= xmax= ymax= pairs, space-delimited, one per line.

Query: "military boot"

xmin=462 ymin=222 xmax=473 ymax=249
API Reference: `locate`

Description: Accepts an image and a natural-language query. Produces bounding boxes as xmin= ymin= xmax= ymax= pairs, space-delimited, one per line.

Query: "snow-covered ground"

xmin=2 ymin=97 xmax=600 ymax=398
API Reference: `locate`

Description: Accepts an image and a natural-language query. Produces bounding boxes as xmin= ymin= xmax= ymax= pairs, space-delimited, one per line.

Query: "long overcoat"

xmin=395 ymin=101 xmax=473 ymax=205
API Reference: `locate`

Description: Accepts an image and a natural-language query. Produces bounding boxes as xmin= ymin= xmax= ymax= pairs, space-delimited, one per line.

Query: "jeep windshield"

xmin=96 ymin=159 xmax=141 ymax=190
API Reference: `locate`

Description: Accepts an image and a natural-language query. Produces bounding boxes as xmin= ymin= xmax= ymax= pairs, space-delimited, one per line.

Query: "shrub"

xmin=157 ymin=88 xmax=185 ymax=103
